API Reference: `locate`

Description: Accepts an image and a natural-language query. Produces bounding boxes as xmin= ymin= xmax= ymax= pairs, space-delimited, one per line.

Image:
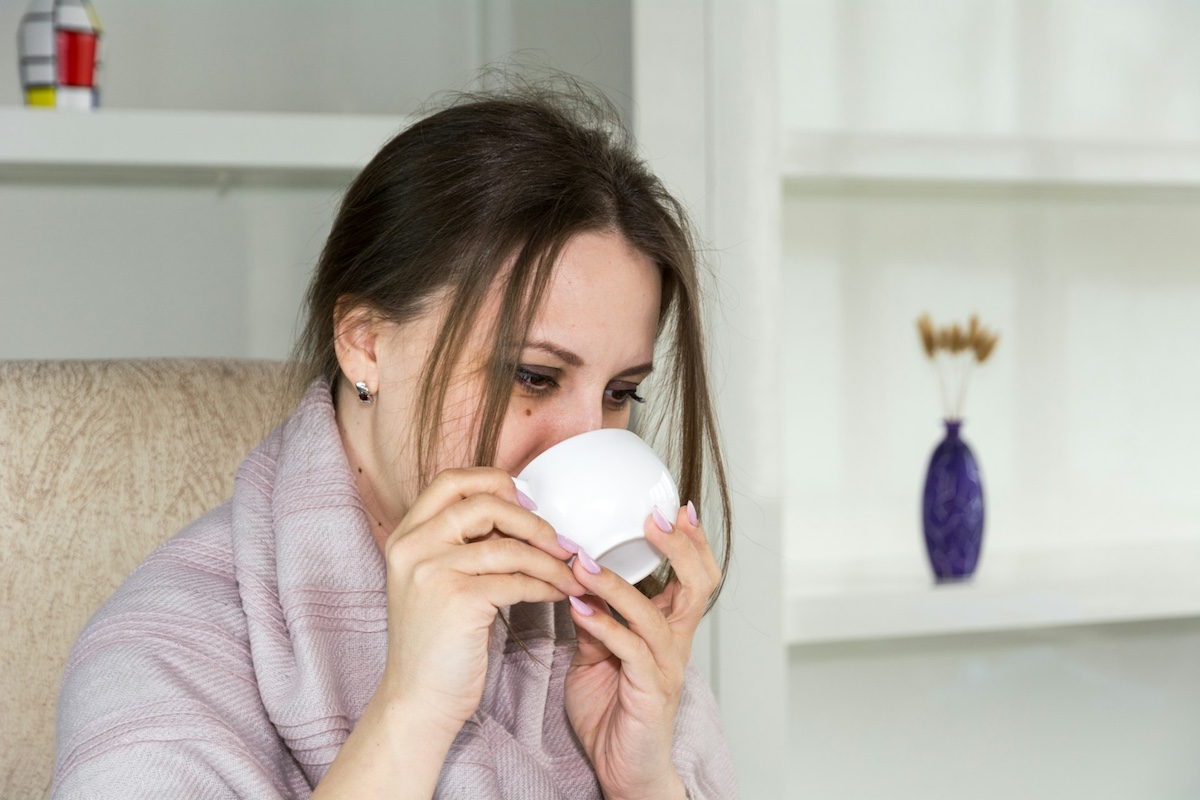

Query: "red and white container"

xmin=18 ymin=0 xmax=102 ymax=109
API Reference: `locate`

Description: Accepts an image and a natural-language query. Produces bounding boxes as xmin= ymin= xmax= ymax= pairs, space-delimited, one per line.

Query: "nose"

xmin=555 ymin=398 xmax=605 ymax=442
xmin=510 ymin=395 xmax=618 ymax=477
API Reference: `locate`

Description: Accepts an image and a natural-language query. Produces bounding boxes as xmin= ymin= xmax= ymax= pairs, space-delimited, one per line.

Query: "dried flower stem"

xmin=915 ymin=313 xmax=1000 ymax=419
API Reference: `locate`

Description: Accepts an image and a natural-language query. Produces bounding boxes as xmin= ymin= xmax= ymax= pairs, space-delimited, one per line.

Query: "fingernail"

xmin=557 ymin=534 xmax=580 ymax=554
xmin=516 ymin=489 xmax=538 ymax=511
xmin=577 ymin=550 xmax=602 ymax=575
xmin=687 ymin=500 xmax=699 ymax=527
xmin=652 ymin=506 xmax=673 ymax=533
xmin=569 ymin=595 xmax=594 ymax=616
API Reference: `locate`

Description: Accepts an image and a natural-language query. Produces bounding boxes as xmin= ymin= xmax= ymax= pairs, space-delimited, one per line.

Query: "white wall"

xmin=0 ymin=181 xmax=345 ymax=360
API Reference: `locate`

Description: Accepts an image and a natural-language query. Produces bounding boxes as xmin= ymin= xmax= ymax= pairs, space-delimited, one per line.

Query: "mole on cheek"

xmin=525 ymin=408 xmax=532 ymax=417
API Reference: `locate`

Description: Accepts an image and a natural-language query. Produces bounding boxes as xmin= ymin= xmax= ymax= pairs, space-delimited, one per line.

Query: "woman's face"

xmin=492 ymin=229 xmax=661 ymax=476
xmin=340 ymin=229 xmax=662 ymax=534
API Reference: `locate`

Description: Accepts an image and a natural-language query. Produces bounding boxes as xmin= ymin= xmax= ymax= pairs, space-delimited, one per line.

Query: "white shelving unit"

xmin=773 ymin=7 xmax=1200 ymax=794
xmin=0 ymin=107 xmax=410 ymax=180
xmin=780 ymin=129 xmax=1200 ymax=648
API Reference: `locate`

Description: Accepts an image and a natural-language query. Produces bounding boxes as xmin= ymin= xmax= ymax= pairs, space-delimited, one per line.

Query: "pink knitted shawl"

xmin=53 ymin=381 xmax=738 ymax=798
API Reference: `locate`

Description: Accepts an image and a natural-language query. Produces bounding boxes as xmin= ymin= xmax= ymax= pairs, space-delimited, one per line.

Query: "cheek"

xmin=494 ymin=399 xmax=558 ymax=475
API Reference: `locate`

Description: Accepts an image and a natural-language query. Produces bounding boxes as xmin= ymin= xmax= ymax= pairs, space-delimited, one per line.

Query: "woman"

xmin=53 ymin=80 xmax=737 ymax=799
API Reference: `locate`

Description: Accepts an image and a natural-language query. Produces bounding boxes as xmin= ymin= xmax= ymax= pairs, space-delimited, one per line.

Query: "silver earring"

xmin=355 ymin=381 xmax=373 ymax=404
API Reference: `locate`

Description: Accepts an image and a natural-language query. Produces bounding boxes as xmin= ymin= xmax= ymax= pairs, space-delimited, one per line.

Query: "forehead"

xmin=530 ymin=231 xmax=662 ymax=353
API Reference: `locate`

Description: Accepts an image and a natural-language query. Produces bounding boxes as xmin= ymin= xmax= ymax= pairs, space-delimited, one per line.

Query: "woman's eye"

xmin=515 ymin=366 xmax=557 ymax=393
xmin=605 ymin=385 xmax=645 ymax=408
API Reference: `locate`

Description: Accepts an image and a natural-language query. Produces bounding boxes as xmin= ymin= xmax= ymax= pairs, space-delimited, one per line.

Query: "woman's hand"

xmin=379 ymin=467 xmax=585 ymax=733
xmin=564 ymin=502 xmax=720 ymax=800
xmin=314 ymin=467 xmax=585 ymax=800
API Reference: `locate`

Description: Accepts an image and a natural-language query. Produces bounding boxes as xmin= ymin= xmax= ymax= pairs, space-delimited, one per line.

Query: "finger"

xmin=568 ymin=595 xmax=615 ymax=667
xmin=643 ymin=508 xmax=714 ymax=631
xmin=676 ymin=503 xmax=722 ymax=586
xmin=571 ymin=555 xmax=677 ymax=675
xmin=401 ymin=467 xmax=527 ymax=532
xmin=567 ymin=593 xmax=663 ymax=682
xmin=409 ymin=490 xmax=573 ymax=559
xmin=470 ymin=573 xmax=570 ymax=609
xmin=439 ymin=537 xmax=586 ymax=597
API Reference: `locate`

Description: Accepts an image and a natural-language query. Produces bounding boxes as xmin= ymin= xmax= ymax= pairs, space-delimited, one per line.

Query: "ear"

xmin=333 ymin=302 xmax=382 ymax=395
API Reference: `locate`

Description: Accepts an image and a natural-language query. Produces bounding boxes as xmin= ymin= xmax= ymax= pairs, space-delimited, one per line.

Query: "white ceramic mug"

xmin=512 ymin=428 xmax=679 ymax=584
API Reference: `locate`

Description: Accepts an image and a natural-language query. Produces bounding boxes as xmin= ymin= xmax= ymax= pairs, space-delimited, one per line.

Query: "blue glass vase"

xmin=922 ymin=419 xmax=984 ymax=582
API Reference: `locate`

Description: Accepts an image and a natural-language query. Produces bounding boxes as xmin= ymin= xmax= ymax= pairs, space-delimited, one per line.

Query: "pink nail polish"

xmin=652 ymin=506 xmax=673 ymax=533
xmin=577 ymin=550 xmax=602 ymax=574
xmin=516 ymin=489 xmax=538 ymax=511
xmin=557 ymin=534 xmax=580 ymax=554
xmin=687 ymin=500 xmax=699 ymax=527
xmin=569 ymin=595 xmax=594 ymax=616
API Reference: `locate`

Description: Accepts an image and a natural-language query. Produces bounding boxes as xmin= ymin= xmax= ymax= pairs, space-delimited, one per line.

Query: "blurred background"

xmin=3 ymin=1 xmax=1199 ymax=798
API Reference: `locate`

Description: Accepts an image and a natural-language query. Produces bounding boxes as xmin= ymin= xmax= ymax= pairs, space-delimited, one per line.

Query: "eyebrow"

xmin=525 ymin=340 xmax=654 ymax=380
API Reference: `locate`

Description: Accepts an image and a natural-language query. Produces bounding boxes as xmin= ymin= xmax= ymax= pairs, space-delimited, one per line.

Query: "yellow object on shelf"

xmin=25 ymin=87 xmax=56 ymax=107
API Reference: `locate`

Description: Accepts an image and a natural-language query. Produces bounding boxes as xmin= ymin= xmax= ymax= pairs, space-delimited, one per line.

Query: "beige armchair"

xmin=0 ymin=360 xmax=291 ymax=798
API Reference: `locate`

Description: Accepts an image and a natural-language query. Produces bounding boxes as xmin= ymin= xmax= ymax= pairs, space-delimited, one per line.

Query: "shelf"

xmin=0 ymin=107 xmax=412 ymax=182
xmin=786 ymin=540 xmax=1200 ymax=646
xmin=781 ymin=131 xmax=1200 ymax=189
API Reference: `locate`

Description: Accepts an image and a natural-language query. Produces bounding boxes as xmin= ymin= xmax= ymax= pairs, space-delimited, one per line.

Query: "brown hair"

xmin=291 ymin=77 xmax=731 ymax=607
